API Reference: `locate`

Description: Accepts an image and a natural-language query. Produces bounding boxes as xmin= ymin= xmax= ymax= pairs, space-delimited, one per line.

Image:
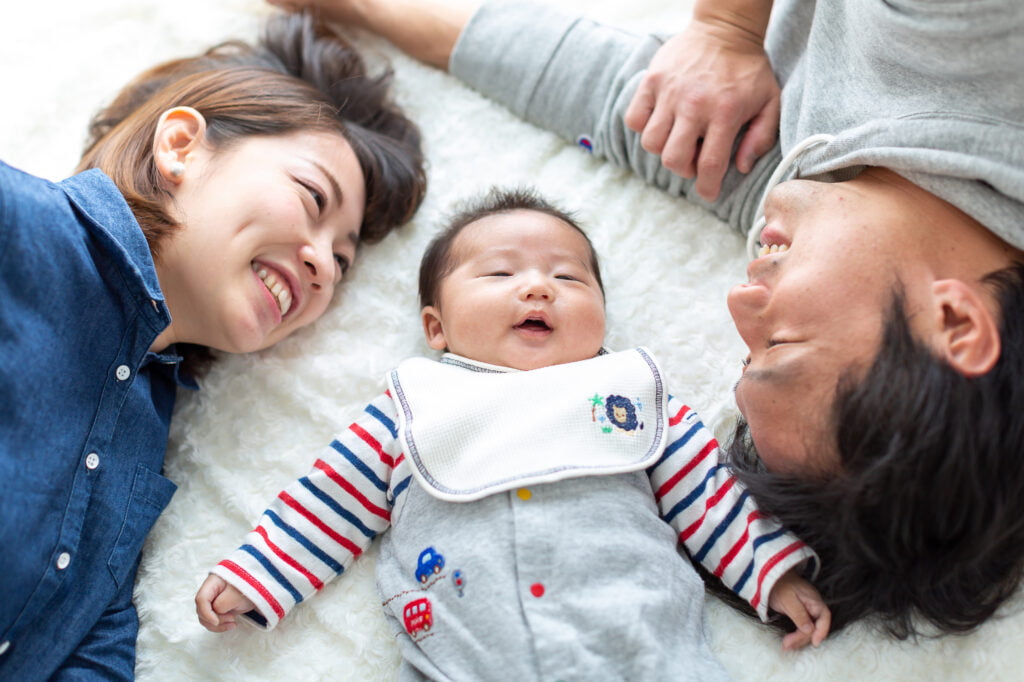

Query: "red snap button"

xmin=530 ymin=582 xmax=545 ymax=598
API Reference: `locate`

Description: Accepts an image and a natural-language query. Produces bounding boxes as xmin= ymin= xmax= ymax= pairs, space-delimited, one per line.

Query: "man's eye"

xmin=334 ymin=254 xmax=350 ymax=275
xmin=310 ymin=188 xmax=325 ymax=211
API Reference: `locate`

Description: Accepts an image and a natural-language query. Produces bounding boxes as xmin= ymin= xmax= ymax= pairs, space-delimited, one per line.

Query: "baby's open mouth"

xmin=515 ymin=318 xmax=551 ymax=331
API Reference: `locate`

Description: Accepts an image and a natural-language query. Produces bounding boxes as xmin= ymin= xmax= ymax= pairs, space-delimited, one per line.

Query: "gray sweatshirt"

xmin=450 ymin=0 xmax=1024 ymax=250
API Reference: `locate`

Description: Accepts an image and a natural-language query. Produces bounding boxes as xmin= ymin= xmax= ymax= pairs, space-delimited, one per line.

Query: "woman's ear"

xmin=421 ymin=306 xmax=448 ymax=351
xmin=930 ymin=279 xmax=1001 ymax=377
xmin=152 ymin=106 xmax=207 ymax=185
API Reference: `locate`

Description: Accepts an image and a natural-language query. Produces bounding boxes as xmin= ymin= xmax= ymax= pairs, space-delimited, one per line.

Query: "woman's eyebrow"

xmin=313 ymin=160 xmax=344 ymax=210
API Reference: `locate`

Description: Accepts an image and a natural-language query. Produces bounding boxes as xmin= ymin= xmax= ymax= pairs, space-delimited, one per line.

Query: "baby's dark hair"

xmin=722 ymin=262 xmax=1024 ymax=638
xmin=418 ymin=187 xmax=604 ymax=309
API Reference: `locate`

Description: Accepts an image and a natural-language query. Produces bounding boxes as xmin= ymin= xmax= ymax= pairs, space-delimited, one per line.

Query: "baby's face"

xmin=421 ymin=210 xmax=605 ymax=371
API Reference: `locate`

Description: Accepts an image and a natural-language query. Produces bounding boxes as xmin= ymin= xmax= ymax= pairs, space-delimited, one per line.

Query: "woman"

xmin=268 ymin=0 xmax=1024 ymax=639
xmin=0 ymin=12 xmax=425 ymax=679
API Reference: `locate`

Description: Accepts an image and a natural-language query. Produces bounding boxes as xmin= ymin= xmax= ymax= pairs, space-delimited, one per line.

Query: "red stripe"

xmin=313 ymin=459 xmax=390 ymax=520
xmin=679 ymin=476 xmax=738 ymax=541
xmin=219 ymin=559 xmax=285 ymax=619
xmin=279 ymin=491 xmax=363 ymax=557
xmin=350 ymin=422 xmax=395 ymax=468
xmin=654 ymin=439 xmax=717 ymax=500
xmin=669 ymin=404 xmax=690 ymax=427
xmin=255 ymin=526 xmax=324 ymax=591
xmin=750 ymin=540 xmax=806 ymax=610
xmin=713 ymin=510 xmax=768 ymax=578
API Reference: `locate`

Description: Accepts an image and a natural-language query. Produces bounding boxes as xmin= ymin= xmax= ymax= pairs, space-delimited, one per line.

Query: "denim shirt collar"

xmin=60 ymin=169 xmax=194 ymax=389
xmin=59 ymin=168 xmax=166 ymax=308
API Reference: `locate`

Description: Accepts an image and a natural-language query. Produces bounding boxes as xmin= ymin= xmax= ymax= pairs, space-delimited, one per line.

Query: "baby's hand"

xmin=195 ymin=573 xmax=257 ymax=633
xmin=767 ymin=569 xmax=831 ymax=651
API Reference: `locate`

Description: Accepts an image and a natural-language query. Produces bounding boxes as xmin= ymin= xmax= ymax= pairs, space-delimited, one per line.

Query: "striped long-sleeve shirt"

xmin=212 ymin=389 xmax=816 ymax=642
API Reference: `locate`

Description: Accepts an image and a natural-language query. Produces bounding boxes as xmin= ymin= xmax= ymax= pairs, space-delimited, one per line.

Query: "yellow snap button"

xmin=516 ymin=488 xmax=532 ymax=501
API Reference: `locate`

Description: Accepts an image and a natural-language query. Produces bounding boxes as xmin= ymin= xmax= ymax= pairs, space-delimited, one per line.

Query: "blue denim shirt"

xmin=0 ymin=161 xmax=195 ymax=680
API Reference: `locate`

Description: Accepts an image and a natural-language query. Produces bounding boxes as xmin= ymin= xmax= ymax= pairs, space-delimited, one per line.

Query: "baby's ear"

xmin=930 ymin=279 xmax=1001 ymax=377
xmin=421 ymin=306 xmax=447 ymax=351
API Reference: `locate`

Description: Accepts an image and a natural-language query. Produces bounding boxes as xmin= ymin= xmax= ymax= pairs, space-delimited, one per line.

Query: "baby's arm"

xmin=196 ymin=392 xmax=402 ymax=630
xmin=195 ymin=574 xmax=257 ymax=633
xmin=767 ymin=569 xmax=831 ymax=650
xmin=651 ymin=396 xmax=825 ymax=648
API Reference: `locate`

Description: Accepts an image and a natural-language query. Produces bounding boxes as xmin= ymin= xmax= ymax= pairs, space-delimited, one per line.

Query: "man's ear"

xmin=421 ymin=306 xmax=448 ymax=351
xmin=152 ymin=106 xmax=207 ymax=185
xmin=930 ymin=279 xmax=1001 ymax=377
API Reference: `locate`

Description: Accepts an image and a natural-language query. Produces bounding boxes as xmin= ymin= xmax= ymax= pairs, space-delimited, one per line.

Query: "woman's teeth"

xmin=252 ymin=263 xmax=293 ymax=316
xmin=757 ymin=243 xmax=790 ymax=257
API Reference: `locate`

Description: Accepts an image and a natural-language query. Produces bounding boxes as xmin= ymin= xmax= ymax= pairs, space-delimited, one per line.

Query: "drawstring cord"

xmin=745 ymin=133 xmax=835 ymax=259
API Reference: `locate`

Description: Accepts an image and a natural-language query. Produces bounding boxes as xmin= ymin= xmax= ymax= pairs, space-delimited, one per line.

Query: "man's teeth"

xmin=757 ymin=243 xmax=790 ymax=257
xmin=252 ymin=263 xmax=293 ymax=316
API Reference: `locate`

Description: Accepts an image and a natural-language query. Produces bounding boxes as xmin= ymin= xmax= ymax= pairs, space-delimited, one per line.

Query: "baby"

xmin=196 ymin=188 xmax=830 ymax=679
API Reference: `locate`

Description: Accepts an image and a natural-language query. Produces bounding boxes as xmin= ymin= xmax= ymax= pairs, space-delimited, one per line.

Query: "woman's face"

xmin=726 ymin=168 xmax=988 ymax=474
xmin=156 ymin=129 xmax=366 ymax=353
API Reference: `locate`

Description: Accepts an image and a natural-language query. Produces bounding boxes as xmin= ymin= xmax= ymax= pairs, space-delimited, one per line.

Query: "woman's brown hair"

xmin=78 ymin=12 xmax=426 ymax=257
xmin=76 ymin=13 xmax=426 ymax=373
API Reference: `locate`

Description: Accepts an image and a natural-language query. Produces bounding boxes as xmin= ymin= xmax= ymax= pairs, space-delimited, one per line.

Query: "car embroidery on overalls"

xmin=415 ymin=546 xmax=445 ymax=583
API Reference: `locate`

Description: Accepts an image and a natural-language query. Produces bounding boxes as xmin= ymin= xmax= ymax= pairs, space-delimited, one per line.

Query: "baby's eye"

xmin=555 ymin=274 xmax=579 ymax=282
xmin=486 ymin=271 xmax=512 ymax=277
xmin=334 ymin=254 xmax=350 ymax=276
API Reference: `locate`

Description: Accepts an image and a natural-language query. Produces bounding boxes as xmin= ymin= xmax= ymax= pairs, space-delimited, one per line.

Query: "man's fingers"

xmin=735 ymin=97 xmax=781 ymax=172
xmin=625 ymin=82 xmax=656 ymax=134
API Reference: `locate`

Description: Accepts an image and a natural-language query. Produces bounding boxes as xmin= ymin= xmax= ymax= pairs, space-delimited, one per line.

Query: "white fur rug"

xmin=3 ymin=1 xmax=1022 ymax=679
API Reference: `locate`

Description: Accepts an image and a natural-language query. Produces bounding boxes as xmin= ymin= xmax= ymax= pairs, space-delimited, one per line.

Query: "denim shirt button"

xmin=56 ymin=552 xmax=71 ymax=570
xmin=0 ymin=640 xmax=9 ymax=656
xmin=115 ymin=365 xmax=131 ymax=381
xmin=85 ymin=452 xmax=100 ymax=470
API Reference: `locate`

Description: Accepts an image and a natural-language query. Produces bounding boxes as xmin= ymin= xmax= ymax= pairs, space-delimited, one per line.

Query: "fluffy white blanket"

xmin=3 ymin=0 xmax=1022 ymax=679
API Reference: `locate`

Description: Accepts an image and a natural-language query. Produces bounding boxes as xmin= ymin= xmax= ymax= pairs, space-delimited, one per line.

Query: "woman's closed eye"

xmin=300 ymin=180 xmax=326 ymax=215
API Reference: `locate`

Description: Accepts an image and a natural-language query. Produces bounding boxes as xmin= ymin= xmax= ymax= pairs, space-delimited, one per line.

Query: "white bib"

xmin=387 ymin=348 xmax=668 ymax=501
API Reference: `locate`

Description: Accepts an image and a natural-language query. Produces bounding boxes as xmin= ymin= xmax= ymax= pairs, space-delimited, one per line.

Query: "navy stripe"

xmin=240 ymin=544 xmax=303 ymax=605
xmin=393 ymin=474 xmax=412 ymax=500
xmin=662 ymin=463 xmax=723 ymax=524
xmin=366 ymin=403 xmax=398 ymax=438
xmin=692 ymin=490 xmax=750 ymax=563
xmin=330 ymin=439 xmax=388 ymax=492
xmin=731 ymin=527 xmax=789 ymax=595
xmin=648 ymin=421 xmax=701 ymax=472
xmin=298 ymin=477 xmax=376 ymax=539
xmin=266 ymin=509 xmax=344 ymax=575
xmin=732 ymin=559 xmax=755 ymax=595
